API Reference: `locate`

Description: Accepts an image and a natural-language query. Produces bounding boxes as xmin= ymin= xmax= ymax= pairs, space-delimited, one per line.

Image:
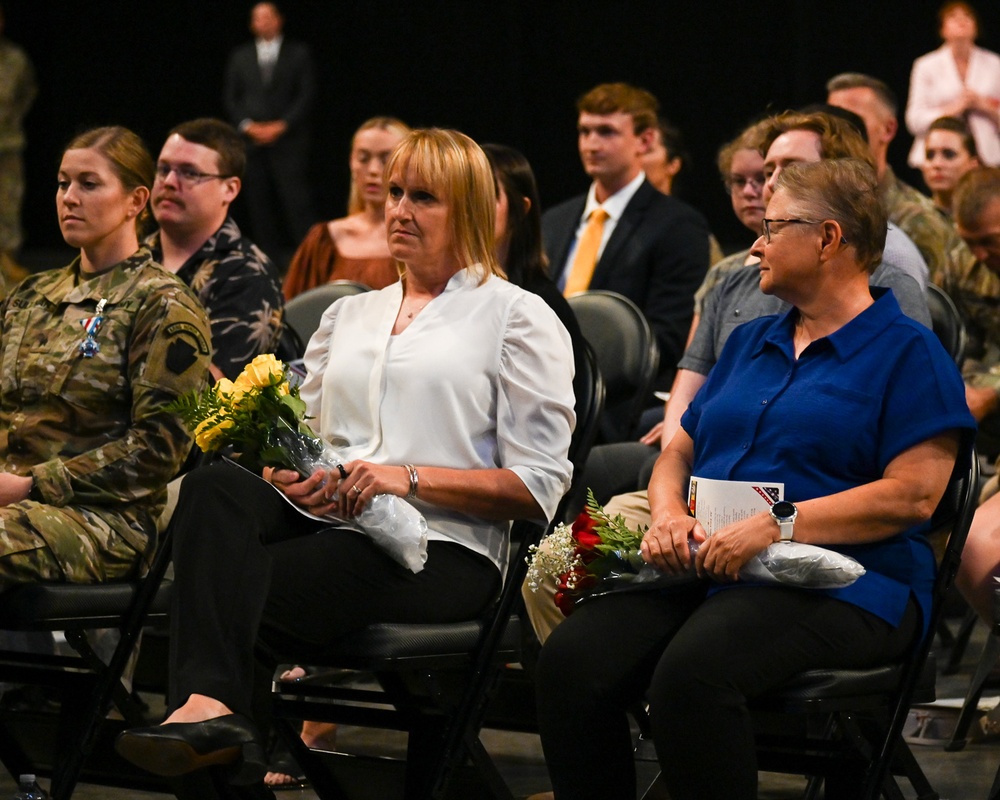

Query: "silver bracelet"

xmin=403 ymin=464 xmax=418 ymax=499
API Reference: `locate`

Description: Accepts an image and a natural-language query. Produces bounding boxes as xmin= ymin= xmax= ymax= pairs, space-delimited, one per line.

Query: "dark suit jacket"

xmin=542 ymin=180 xmax=710 ymax=389
xmin=223 ymin=39 xmax=315 ymax=140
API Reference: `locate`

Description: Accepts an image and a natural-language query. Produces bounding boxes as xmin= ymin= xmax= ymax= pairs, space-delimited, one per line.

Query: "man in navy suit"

xmin=223 ymin=2 xmax=316 ymax=259
xmin=543 ymin=82 xmax=710 ymax=393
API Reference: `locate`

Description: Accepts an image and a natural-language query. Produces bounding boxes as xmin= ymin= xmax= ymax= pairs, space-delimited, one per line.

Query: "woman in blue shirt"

xmin=535 ymin=158 xmax=975 ymax=800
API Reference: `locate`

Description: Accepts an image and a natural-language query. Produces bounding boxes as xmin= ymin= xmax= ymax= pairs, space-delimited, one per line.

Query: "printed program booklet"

xmin=688 ymin=476 xmax=784 ymax=536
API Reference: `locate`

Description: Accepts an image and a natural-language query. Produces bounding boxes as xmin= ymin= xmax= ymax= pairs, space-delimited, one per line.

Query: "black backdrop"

xmin=9 ymin=0 xmax=1000 ymax=254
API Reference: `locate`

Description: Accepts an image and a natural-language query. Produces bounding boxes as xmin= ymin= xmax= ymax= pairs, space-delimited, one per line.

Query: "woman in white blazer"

xmin=906 ymin=1 xmax=1000 ymax=167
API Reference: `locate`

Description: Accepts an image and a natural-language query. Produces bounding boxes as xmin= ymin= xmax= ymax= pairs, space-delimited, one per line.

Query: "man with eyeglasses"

xmin=147 ymin=117 xmax=286 ymax=382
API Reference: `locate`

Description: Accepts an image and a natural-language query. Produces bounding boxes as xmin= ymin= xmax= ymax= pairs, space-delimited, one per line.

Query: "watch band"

xmin=769 ymin=501 xmax=797 ymax=542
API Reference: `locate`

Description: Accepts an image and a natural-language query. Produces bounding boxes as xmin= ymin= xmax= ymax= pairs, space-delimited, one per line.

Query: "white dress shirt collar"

xmin=581 ymin=170 xmax=646 ymax=224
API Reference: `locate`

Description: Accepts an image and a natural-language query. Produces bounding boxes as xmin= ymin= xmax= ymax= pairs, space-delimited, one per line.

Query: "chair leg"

xmin=947 ymin=632 xmax=1000 ymax=750
xmin=638 ymin=772 xmax=670 ymax=800
xmin=887 ymin=740 xmax=938 ymax=800
xmin=989 ymin=756 xmax=1000 ymax=800
xmin=942 ymin=609 xmax=980 ymax=675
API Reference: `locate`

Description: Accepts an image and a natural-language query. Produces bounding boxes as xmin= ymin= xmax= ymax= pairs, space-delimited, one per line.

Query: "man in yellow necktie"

xmin=542 ymin=82 xmax=711 ymax=393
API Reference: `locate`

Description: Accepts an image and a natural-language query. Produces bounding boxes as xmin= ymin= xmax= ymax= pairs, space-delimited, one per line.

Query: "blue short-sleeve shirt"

xmin=680 ymin=289 xmax=975 ymax=631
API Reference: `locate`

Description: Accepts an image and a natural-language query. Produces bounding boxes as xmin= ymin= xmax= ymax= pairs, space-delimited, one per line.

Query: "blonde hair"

xmin=346 ymin=116 xmax=411 ymax=214
xmin=385 ymin=128 xmax=504 ymax=283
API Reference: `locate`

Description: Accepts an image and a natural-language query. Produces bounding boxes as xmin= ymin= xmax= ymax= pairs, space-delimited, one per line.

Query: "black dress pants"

xmin=535 ymin=583 xmax=918 ymax=800
xmin=167 ymin=461 xmax=501 ymax=716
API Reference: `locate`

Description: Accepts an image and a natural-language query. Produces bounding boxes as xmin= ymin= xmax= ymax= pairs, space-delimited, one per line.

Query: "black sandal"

xmin=264 ymin=738 xmax=309 ymax=791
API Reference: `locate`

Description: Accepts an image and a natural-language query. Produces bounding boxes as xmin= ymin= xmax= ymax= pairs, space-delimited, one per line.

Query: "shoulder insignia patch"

xmin=165 ymin=338 xmax=198 ymax=375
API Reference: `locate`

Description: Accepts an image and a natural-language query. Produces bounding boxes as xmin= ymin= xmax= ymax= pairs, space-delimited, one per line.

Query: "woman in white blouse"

xmin=906 ymin=1 xmax=1000 ymax=167
xmin=115 ymin=129 xmax=576 ymax=785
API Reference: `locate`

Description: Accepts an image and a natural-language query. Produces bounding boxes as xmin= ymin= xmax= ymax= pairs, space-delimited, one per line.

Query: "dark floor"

xmin=2 ymin=618 xmax=1000 ymax=799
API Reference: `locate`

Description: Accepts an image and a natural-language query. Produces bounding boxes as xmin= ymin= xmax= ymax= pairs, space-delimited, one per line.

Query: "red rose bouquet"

xmin=526 ymin=491 xmax=649 ymax=617
xmin=527 ymin=490 xmax=867 ymax=617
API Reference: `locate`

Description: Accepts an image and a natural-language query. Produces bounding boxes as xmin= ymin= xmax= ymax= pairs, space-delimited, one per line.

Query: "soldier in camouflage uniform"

xmin=826 ymin=72 xmax=973 ymax=289
xmin=953 ymin=168 xmax=1000 ymax=460
xmin=0 ymin=5 xmax=37 ymax=288
xmin=146 ymin=118 xmax=286 ymax=382
xmin=0 ymin=126 xmax=211 ymax=588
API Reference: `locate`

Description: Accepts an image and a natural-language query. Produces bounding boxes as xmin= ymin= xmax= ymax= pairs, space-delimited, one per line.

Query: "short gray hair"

xmin=774 ymin=158 xmax=887 ymax=273
xmin=826 ymin=72 xmax=898 ymax=118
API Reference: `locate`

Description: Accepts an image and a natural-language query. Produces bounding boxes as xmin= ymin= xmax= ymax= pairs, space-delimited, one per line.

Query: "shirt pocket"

xmin=21 ymin=304 xmax=131 ymax=407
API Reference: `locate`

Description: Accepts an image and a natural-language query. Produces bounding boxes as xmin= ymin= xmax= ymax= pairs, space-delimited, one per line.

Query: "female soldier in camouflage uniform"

xmin=0 ymin=126 xmax=210 ymax=586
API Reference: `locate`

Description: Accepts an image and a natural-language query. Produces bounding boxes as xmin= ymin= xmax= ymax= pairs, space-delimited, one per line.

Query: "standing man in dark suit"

xmin=223 ymin=2 xmax=316 ymax=260
xmin=543 ymin=82 xmax=710 ymax=393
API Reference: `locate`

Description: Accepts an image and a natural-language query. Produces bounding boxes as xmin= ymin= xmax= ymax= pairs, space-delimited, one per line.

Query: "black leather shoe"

xmin=115 ymin=713 xmax=266 ymax=785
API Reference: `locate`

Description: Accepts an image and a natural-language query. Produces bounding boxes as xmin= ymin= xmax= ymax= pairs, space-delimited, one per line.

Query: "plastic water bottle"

xmin=13 ymin=775 xmax=48 ymax=800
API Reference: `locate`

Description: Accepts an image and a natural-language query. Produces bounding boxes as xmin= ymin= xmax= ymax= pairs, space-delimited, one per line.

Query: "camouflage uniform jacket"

xmin=0 ymin=248 xmax=211 ymax=560
xmin=146 ymin=216 xmax=284 ymax=380
xmin=936 ymin=251 xmax=1000 ymax=393
xmin=881 ymin=165 xmax=976 ymax=289
xmin=0 ymin=37 xmax=35 ymax=153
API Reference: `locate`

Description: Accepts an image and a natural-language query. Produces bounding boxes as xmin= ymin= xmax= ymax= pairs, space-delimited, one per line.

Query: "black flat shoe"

xmin=115 ymin=713 xmax=266 ymax=785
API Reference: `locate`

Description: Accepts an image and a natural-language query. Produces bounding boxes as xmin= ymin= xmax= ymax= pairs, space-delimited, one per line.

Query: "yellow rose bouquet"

xmin=168 ymin=354 xmax=429 ymax=572
xmin=168 ymin=354 xmax=324 ymax=474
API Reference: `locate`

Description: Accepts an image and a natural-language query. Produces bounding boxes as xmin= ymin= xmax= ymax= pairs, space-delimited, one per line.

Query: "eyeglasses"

xmin=760 ymin=218 xmax=823 ymax=243
xmin=726 ymin=174 xmax=766 ymax=193
xmin=154 ymin=164 xmax=230 ymax=187
xmin=761 ymin=218 xmax=850 ymax=246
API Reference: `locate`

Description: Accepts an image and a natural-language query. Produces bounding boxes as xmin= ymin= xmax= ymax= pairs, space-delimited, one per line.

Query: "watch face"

xmin=771 ymin=501 xmax=796 ymax=520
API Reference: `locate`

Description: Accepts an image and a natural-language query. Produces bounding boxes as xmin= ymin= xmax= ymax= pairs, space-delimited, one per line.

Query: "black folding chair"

xmin=284 ymin=281 xmax=371 ymax=348
xmin=925 ymin=282 xmax=967 ymax=365
xmin=0 ymin=521 xmax=176 ymax=799
xmin=567 ymin=290 xmax=658 ymax=444
xmin=746 ymin=441 xmax=979 ymax=800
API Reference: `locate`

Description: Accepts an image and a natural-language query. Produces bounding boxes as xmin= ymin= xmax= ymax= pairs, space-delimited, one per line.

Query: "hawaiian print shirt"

xmin=146 ymin=216 xmax=285 ymax=380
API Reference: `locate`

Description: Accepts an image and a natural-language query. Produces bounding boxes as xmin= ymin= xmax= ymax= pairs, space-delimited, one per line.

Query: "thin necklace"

xmin=404 ymin=298 xmax=430 ymax=319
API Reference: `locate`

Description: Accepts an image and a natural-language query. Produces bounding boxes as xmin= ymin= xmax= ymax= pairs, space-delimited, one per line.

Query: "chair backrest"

xmin=559 ymin=340 xmax=605 ymax=521
xmin=926 ymin=283 xmax=967 ymax=365
xmin=567 ymin=290 xmax=659 ymax=443
xmin=284 ymin=280 xmax=371 ymax=348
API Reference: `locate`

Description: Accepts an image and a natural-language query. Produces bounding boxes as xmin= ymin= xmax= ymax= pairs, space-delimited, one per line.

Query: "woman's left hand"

xmin=694 ymin=512 xmax=775 ymax=582
xmin=337 ymin=461 xmax=411 ymax=518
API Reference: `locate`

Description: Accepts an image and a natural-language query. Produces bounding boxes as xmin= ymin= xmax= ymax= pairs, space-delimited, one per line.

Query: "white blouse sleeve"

xmin=496 ymin=291 xmax=576 ymax=522
xmin=299 ymin=299 xmax=343 ymax=420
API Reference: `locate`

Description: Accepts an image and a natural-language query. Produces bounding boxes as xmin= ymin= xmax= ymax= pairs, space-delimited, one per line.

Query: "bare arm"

xmin=659 ymin=369 xmax=708 ymax=451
